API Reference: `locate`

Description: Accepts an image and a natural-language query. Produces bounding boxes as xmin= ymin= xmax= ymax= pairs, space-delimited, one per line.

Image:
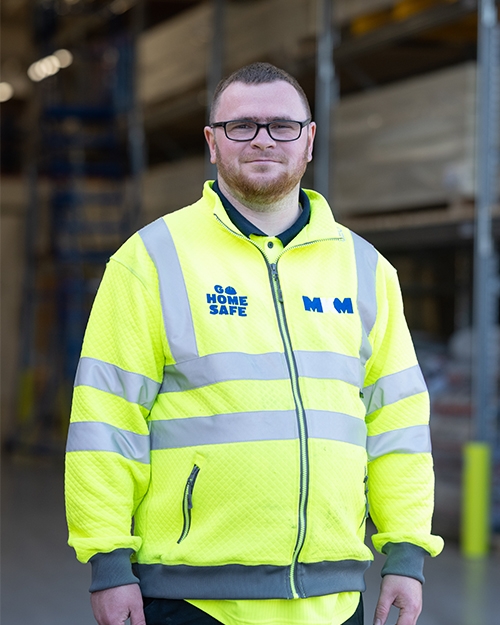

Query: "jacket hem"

xmin=132 ymin=559 xmax=370 ymax=599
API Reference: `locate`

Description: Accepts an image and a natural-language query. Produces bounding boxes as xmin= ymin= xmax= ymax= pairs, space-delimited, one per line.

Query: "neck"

xmin=217 ymin=178 xmax=302 ymax=236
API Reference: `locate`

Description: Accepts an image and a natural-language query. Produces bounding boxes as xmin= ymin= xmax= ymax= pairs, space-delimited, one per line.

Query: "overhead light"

xmin=0 ymin=82 xmax=14 ymax=102
xmin=110 ymin=0 xmax=135 ymax=15
xmin=27 ymin=62 xmax=44 ymax=82
xmin=54 ymin=49 xmax=73 ymax=69
xmin=27 ymin=49 xmax=74 ymax=83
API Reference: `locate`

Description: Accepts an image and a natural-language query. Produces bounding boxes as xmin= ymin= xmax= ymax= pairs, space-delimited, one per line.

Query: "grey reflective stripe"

xmin=66 ymin=421 xmax=150 ymax=464
xmin=367 ymin=424 xmax=431 ymax=460
xmin=160 ymin=352 xmax=288 ymax=393
xmin=306 ymin=410 xmax=367 ymax=447
xmin=134 ymin=558 xmax=369 ymax=600
xmin=352 ymin=232 xmax=378 ymax=369
xmin=75 ymin=357 xmax=160 ymax=410
xmin=294 ymin=351 xmax=361 ymax=387
xmin=363 ymin=365 xmax=427 ymax=415
xmin=150 ymin=409 xmax=366 ymax=450
xmin=150 ymin=411 xmax=298 ymax=449
xmin=160 ymin=350 xmax=362 ymax=393
xmin=139 ymin=218 xmax=198 ymax=361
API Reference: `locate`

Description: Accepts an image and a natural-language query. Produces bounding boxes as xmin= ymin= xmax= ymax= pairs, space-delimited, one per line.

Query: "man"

xmin=65 ymin=63 xmax=443 ymax=625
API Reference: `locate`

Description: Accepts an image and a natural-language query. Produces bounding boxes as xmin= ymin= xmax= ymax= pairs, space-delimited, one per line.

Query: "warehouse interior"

xmin=1 ymin=1 xmax=499 ymax=623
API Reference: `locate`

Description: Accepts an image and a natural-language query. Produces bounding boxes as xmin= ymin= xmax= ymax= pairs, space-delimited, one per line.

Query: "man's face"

xmin=204 ymin=81 xmax=316 ymax=209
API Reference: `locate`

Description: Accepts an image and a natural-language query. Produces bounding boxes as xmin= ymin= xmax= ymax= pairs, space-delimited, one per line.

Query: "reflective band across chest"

xmin=150 ymin=409 xmax=367 ymax=450
xmin=160 ymin=350 xmax=362 ymax=393
xmin=151 ymin=411 xmax=298 ymax=449
xmin=160 ymin=352 xmax=289 ymax=392
xmin=294 ymin=351 xmax=361 ymax=387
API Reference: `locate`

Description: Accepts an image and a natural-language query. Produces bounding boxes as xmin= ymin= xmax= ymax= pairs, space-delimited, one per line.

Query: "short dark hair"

xmin=210 ymin=62 xmax=311 ymax=123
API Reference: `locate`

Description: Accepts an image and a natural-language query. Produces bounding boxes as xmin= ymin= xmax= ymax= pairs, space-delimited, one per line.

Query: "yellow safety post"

xmin=461 ymin=442 xmax=492 ymax=558
xmin=17 ymin=369 xmax=35 ymax=423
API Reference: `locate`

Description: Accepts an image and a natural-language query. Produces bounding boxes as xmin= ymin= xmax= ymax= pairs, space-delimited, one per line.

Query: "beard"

xmin=215 ymin=144 xmax=309 ymax=211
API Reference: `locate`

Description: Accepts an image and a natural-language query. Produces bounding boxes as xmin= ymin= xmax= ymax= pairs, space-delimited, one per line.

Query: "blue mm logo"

xmin=303 ymin=296 xmax=354 ymax=314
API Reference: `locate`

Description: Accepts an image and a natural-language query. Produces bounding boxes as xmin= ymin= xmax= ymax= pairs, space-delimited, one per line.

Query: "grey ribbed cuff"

xmin=89 ymin=548 xmax=140 ymax=592
xmin=381 ymin=542 xmax=429 ymax=584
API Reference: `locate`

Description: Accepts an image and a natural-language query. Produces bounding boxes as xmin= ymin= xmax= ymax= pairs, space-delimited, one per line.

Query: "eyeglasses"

xmin=210 ymin=118 xmax=312 ymax=142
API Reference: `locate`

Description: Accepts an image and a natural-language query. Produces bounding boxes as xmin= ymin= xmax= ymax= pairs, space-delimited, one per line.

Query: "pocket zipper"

xmin=360 ymin=472 xmax=370 ymax=528
xmin=177 ymin=464 xmax=200 ymax=544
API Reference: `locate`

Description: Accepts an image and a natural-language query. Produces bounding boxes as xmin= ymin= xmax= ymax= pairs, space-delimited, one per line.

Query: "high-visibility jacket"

xmin=65 ymin=182 xmax=443 ymax=600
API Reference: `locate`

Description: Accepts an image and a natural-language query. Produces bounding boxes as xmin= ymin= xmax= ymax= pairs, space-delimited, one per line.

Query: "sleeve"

xmin=65 ymin=235 xmax=166 ymax=590
xmin=364 ymin=258 xmax=444 ymax=582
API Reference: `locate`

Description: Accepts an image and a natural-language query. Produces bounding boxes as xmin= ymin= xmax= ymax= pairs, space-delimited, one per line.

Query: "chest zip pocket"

xmin=177 ymin=464 xmax=200 ymax=543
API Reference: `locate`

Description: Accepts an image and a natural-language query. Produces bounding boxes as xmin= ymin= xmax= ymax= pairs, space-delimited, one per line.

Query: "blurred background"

xmin=1 ymin=1 xmax=499 ymax=623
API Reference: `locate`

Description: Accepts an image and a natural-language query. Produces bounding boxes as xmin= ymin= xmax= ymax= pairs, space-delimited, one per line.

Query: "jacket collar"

xmin=203 ymin=181 xmax=344 ymax=246
xmin=212 ymin=179 xmax=311 ymax=247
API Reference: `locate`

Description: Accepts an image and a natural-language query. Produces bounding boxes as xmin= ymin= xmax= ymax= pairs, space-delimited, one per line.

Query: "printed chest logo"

xmin=303 ymin=296 xmax=354 ymax=314
xmin=207 ymin=285 xmax=248 ymax=316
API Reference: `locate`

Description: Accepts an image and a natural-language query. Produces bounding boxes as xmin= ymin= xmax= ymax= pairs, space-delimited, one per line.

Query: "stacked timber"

xmin=141 ymin=156 xmax=206 ymax=224
xmin=138 ymin=0 xmax=317 ymax=109
xmin=137 ymin=0 xmax=449 ymax=110
xmin=333 ymin=62 xmax=477 ymax=216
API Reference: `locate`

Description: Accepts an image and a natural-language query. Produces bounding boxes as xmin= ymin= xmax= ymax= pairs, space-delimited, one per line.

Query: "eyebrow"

xmin=230 ymin=116 xmax=296 ymax=122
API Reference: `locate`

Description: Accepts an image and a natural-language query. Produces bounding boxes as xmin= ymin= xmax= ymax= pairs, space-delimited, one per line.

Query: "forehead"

xmin=214 ymin=80 xmax=308 ymax=121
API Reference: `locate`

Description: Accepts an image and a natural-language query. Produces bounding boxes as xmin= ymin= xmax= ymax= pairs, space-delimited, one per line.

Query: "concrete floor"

xmin=2 ymin=458 xmax=500 ymax=625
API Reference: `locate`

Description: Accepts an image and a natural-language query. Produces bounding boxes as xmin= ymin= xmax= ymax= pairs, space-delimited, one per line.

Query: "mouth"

xmin=244 ymin=158 xmax=282 ymax=164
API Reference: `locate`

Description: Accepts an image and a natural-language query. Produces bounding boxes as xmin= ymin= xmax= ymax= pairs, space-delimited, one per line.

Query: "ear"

xmin=306 ymin=122 xmax=316 ymax=163
xmin=204 ymin=126 xmax=217 ymax=164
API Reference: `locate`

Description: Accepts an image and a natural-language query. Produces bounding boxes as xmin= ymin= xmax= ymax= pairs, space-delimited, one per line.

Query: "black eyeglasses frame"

xmin=210 ymin=118 xmax=312 ymax=142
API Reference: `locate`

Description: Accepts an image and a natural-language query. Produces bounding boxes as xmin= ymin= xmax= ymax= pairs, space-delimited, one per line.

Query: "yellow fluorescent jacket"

xmin=65 ymin=182 xmax=444 ymax=600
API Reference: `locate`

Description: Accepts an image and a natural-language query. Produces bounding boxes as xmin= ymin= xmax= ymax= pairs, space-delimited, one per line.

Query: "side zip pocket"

xmin=177 ymin=464 xmax=200 ymax=544
xmin=360 ymin=471 xmax=370 ymax=528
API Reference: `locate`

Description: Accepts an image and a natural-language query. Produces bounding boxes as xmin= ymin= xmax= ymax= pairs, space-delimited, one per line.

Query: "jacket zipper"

xmin=214 ymin=215 xmax=341 ymax=597
xmin=269 ymin=261 xmax=309 ymax=598
xmin=177 ymin=464 xmax=200 ymax=543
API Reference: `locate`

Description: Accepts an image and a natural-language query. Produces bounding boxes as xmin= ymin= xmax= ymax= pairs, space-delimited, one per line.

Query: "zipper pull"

xmin=186 ymin=465 xmax=200 ymax=509
xmin=270 ymin=263 xmax=283 ymax=303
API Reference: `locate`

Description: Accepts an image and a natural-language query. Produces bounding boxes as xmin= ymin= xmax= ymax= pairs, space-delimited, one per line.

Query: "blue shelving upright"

xmin=12 ymin=32 xmax=144 ymax=455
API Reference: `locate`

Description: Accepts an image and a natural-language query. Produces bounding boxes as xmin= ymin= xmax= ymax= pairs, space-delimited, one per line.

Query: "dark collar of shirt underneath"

xmin=212 ymin=180 xmax=311 ymax=247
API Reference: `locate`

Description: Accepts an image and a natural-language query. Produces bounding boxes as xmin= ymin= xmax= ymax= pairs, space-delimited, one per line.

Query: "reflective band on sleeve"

xmin=66 ymin=421 xmax=150 ymax=464
xmin=306 ymin=410 xmax=367 ymax=447
xmin=367 ymin=424 xmax=431 ymax=460
xmin=363 ymin=365 xmax=427 ymax=415
xmin=294 ymin=351 xmax=361 ymax=387
xmin=139 ymin=218 xmax=198 ymax=362
xmin=150 ymin=411 xmax=298 ymax=449
xmin=160 ymin=352 xmax=289 ymax=393
xmin=75 ymin=357 xmax=161 ymax=410
xmin=352 ymin=233 xmax=378 ymax=367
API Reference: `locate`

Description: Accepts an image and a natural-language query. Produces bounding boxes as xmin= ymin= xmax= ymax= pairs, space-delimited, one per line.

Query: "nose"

xmin=250 ymin=125 xmax=276 ymax=148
